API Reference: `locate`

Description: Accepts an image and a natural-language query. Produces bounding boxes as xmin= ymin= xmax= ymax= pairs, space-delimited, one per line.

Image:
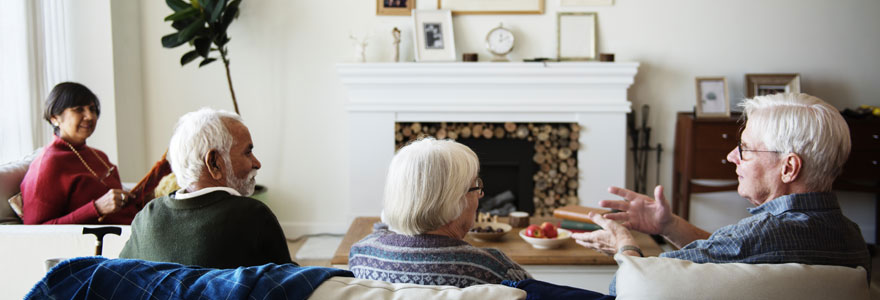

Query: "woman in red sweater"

xmin=20 ymin=82 xmax=137 ymax=224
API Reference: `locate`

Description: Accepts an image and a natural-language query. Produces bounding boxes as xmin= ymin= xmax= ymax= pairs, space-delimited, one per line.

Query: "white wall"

xmin=134 ymin=0 xmax=880 ymax=238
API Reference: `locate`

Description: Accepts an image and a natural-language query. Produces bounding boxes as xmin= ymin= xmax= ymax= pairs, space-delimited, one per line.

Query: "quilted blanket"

xmin=26 ymin=256 xmax=353 ymax=300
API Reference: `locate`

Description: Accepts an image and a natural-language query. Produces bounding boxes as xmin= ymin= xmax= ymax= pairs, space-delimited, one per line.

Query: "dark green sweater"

xmin=120 ymin=190 xmax=295 ymax=269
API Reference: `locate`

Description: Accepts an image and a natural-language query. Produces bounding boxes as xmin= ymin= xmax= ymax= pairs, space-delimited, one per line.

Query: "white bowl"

xmin=518 ymin=228 xmax=572 ymax=249
xmin=468 ymin=222 xmax=512 ymax=242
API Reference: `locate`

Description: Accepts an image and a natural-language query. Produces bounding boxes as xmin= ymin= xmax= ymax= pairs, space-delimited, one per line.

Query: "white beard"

xmin=224 ymin=158 xmax=257 ymax=196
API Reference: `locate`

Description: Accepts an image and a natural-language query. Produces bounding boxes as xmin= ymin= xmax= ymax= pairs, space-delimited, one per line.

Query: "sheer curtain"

xmin=0 ymin=0 xmax=68 ymax=163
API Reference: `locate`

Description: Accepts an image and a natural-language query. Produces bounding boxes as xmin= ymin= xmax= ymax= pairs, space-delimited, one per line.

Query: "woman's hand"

xmin=597 ymin=185 xmax=675 ymax=236
xmin=94 ymin=189 xmax=135 ymax=216
xmin=571 ymin=211 xmax=636 ymax=255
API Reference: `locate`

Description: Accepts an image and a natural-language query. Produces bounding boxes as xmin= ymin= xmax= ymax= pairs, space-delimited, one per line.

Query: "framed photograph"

xmin=377 ymin=0 xmax=414 ymax=16
xmin=561 ymin=0 xmax=613 ymax=6
xmin=695 ymin=77 xmax=730 ymax=118
xmin=412 ymin=10 xmax=456 ymax=62
xmin=745 ymin=73 xmax=801 ymax=98
xmin=557 ymin=12 xmax=597 ymax=61
xmin=439 ymin=0 xmax=544 ymax=14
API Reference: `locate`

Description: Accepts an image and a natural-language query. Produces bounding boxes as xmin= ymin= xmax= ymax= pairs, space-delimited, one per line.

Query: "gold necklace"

xmin=63 ymin=141 xmax=114 ymax=183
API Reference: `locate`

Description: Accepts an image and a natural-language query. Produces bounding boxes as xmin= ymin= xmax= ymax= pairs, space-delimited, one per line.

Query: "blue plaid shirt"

xmin=611 ymin=192 xmax=870 ymax=295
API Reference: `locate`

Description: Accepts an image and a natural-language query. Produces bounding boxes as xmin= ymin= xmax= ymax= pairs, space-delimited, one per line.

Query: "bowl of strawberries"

xmin=518 ymin=222 xmax=571 ymax=249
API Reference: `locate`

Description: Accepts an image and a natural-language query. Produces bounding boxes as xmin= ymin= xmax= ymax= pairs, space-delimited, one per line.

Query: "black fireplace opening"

xmin=457 ymin=138 xmax=536 ymax=215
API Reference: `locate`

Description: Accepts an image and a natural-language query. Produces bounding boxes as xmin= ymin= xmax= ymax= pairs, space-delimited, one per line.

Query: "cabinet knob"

xmin=873 ymin=134 xmax=879 ymax=140
xmin=721 ymin=133 xmax=729 ymax=139
xmin=873 ymin=160 xmax=878 ymax=165
xmin=721 ymin=159 xmax=728 ymax=164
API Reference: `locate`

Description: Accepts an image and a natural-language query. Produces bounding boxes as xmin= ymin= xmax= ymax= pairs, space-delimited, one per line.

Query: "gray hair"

xmin=168 ymin=107 xmax=242 ymax=190
xmin=382 ymin=138 xmax=480 ymax=235
xmin=740 ymin=93 xmax=850 ymax=190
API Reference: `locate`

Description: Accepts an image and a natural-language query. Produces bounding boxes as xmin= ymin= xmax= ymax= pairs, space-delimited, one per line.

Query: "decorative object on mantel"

xmin=350 ymin=33 xmax=370 ymax=63
xmin=412 ymin=10 xmax=456 ymax=62
xmin=486 ymin=23 xmax=515 ymax=62
xmin=394 ymin=122 xmax=581 ymax=217
xmin=557 ymin=12 xmax=598 ymax=61
xmin=377 ymin=0 xmax=413 ymax=16
xmin=161 ymin=0 xmax=244 ymax=114
xmin=561 ymin=0 xmax=613 ymax=6
xmin=439 ymin=0 xmax=544 ymax=14
xmin=462 ymin=53 xmax=478 ymax=62
xmin=599 ymin=53 xmax=615 ymax=62
xmin=745 ymin=73 xmax=801 ymax=98
xmin=391 ymin=27 xmax=401 ymax=62
xmin=695 ymin=77 xmax=731 ymax=118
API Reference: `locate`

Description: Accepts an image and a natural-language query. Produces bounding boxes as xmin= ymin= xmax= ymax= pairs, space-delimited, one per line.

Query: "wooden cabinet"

xmin=673 ymin=112 xmax=880 ymax=241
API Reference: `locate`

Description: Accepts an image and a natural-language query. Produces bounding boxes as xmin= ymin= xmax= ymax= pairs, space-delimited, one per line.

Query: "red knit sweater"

xmin=20 ymin=136 xmax=137 ymax=224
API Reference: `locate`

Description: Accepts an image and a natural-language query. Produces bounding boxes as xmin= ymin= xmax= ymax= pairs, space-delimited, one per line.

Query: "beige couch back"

xmin=308 ymin=277 xmax=526 ymax=300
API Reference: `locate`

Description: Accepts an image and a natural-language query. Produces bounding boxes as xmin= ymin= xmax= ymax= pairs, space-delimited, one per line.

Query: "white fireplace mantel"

xmin=339 ymin=62 xmax=639 ymax=217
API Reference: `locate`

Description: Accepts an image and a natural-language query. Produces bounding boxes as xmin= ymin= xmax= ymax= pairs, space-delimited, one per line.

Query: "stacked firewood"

xmin=395 ymin=122 xmax=580 ymax=216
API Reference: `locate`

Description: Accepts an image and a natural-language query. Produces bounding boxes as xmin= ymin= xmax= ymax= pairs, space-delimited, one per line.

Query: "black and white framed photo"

xmin=695 ymin=77 xmax=730 ymax=118
xmin=412 ymin=10 xmax=456 ymax=61
xmin=745 ymin=73 xmax=801 ymax=98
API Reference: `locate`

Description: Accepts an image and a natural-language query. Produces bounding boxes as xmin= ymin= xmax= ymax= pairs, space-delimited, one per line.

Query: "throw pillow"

xmin=614 ymin=254 xmax=869 ymax=300
xmin=309 ymin=277 xmax=526 ymax=300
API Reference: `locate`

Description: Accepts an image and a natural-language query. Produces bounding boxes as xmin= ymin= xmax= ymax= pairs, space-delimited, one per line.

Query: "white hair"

xmin=168 ymin=107 xmax=242 ymax=190
xmin=740 ymin=93 xmax=850 ymax=190
xmin=382 ymin=138 xmax=480 ymax=235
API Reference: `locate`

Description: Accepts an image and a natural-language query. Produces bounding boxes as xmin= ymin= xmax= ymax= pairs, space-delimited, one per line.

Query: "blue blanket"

xmin=26 ymin=256 xmax=353 ymax=300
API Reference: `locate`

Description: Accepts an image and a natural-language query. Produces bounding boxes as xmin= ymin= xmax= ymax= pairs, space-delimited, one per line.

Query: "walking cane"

xmin=82 ymin=226 xmax=122 ymax=256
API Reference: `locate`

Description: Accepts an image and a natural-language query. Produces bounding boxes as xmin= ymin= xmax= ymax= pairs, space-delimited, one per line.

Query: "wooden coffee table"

xmin=332 ymin=216 xmax=661 ymax=265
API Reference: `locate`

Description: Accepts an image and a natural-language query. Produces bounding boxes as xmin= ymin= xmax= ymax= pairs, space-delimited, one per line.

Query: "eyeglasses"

xmin=467 ymin=178 xmax=484 ymax=197
xmin=737 ymin=141 xmax=781 ymax=161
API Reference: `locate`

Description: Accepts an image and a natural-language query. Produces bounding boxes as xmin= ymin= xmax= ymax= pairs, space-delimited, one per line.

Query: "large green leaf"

xmin=194 ymin=38 xmax=211 ymax=58
xmin=171 ymin=19 xmax=193 ymax=31
xmin=215 ymin=34 xmax=229 ymax=47
xmin=180 ymin=50 xmax=200 ymax=65
xmin=199 ymin=58 xmax=217 ymax=67
xmin=161 ymin=32 xmax=188 ymax=48
xmin=177 ymin=17 xmax=206 ymax=43
xmin=166 ymin=0 xmax=189 ymax=12
xmin=209 ymin=0 xmax=226 ymax=24
xmin=164 ymin=7 xmax=199 ymax=22
xmin=201 ymin=0 xmax=216 ymax=18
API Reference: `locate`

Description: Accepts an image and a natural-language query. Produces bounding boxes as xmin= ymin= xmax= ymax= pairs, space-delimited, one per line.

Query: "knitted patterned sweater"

xmin=348 ymin=223 xmax=531 ymax=287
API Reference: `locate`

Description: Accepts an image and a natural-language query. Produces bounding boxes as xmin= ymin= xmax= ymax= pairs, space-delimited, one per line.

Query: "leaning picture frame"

xmin=377 ymin=0 xmax=414 ymax=16
xmin=412 ymin=9 xmax=456 ymax=62
xmin=745 ymin=73 xmax=801 ymax=98
xmin=439 ymin=0 xmax=544 ymax=14
xmin=557 ymin=12 xmax=597 ymax=61
xmin=695 ymin=77 xmax=730 ymax=118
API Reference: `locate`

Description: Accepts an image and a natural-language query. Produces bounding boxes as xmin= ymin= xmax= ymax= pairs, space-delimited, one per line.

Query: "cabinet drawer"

xmin=692 ymin=149 xmax=738 ymax=179
xmin=850 ymin=124 xmax=880 ymax=150
xmin=840 ymin=151 xmax=880 ymax=180
xmin=694 ymin=124 xmax=739 ymax=150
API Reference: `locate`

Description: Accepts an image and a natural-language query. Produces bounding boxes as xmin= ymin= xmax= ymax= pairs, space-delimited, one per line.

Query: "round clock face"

xmin=486 ymin=27 xmax=515 ymax=56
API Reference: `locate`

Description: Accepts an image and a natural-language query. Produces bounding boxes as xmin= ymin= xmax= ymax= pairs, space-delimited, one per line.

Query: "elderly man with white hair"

xmin=120 ymin=108 xmax=294 ymax=269
xmin=566 ymin=93 xmax=870 ymax=297
xmin=348 ymin=138 xmax=531 ymax=288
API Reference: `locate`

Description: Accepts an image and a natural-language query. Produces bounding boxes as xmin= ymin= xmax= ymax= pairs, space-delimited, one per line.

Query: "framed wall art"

xmin=695 ymin=77 xmax=730 ymax=118
xmin=412 ymin=9 xmax=456 ymax=62
xmin=439 ymin=0 xmax=544 ymax=14
xmin=377 ymin=0 xmax=414 ymax=16
xmin=557 ymin=12 xmax=597 ymax=61
xmin=745 ymin=73 xmax=801 ymax=98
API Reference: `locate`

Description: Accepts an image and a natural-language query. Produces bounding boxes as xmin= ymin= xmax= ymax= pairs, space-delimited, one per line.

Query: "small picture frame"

xmin=745 ymin=73 xmax=801 ymax=98
xmin=557 ymin=12 xmax=597 ymax=61
xmin=412 ymin=10 xmax=456 ymax=62
xmin=695 ymin=77 xmax=730 ymax=118
xmin=377 ymin=0 xmax=414 ymax=16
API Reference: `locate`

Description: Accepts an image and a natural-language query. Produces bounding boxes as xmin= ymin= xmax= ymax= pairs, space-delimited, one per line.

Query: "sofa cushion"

xmin=308 ymin=277 xmax=526 ymax=300
xmin=0 ymin=150 xmax=38 ymax=224
xmin=614 ymin=253 xmax=869 ymax=300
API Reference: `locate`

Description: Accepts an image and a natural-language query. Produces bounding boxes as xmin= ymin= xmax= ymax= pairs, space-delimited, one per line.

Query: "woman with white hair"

xmin=348 ymin=138 xmax=531 ymax=287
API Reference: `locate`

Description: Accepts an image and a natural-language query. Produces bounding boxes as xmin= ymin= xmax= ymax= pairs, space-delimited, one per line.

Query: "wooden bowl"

xmin=468 ymin=222 xmax=512 ymax=242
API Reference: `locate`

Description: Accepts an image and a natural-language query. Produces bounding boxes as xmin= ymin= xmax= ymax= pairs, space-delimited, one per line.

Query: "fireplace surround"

xmin=338 ymin=62 xmax=639 ymax=218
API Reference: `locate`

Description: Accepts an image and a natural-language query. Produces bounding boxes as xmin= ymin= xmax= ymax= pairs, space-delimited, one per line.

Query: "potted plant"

xmin=161 ymin=0 xmax=243 ymax=114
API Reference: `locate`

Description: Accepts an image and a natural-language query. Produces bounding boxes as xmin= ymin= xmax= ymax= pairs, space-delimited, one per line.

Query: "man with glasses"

xmin=572 ymin=93 xmax=870 ymax=296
